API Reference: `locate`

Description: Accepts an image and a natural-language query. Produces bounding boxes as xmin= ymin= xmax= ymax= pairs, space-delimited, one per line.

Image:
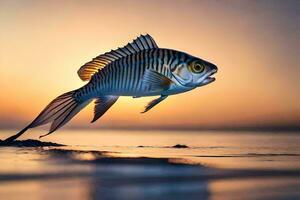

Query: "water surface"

xmin=0 ymin=130 xmax=299 ymax=200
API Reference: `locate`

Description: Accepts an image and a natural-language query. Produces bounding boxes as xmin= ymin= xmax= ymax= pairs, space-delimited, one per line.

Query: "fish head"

xmin=171 ymin=57 xmax=218 ymax=88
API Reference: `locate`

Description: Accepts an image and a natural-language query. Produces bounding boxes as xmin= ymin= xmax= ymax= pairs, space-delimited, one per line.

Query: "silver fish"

xmin=4 ymin=34 xmax=218 ymax=142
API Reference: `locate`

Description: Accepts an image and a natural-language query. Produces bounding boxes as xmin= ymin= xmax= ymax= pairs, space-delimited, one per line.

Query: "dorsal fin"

xmin=78 ymin=34 xmax=159 ymax=81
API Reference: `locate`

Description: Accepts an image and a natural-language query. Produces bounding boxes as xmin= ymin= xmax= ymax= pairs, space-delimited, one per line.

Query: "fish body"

xmin=86 ymin=49 xmax=191 ymax=97
xmin=79 ymin=47 xmax=217 ymax=98
xmin=4 ymin=34 xmax=218 ymax=143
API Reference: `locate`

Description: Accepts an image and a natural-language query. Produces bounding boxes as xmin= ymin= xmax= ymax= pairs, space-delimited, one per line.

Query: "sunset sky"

xmin=0 ymin=0 xmax=299 ymax=129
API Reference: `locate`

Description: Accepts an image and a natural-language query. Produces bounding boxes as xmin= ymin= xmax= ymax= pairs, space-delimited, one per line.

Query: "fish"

xmin=3 ymin=34 xmax=218 ymax=143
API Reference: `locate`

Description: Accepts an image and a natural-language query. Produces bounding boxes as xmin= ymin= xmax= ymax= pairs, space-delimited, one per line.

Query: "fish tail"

xmin=3 ymin=89 xmax=92 ymax=143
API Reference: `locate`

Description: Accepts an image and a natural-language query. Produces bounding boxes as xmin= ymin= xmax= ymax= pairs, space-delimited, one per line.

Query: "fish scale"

xmin=88 ymin=48 xmax=190 ymax=98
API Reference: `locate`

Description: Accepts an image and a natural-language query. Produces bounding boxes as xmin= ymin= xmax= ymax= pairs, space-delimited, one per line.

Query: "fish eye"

xmin=190 ymin=62 xmax=205 ymax=73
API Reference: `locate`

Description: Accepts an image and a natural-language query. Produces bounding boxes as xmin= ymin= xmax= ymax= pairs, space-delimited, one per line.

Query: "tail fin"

xmin=3 ymin=90 xmax=91 ymax=143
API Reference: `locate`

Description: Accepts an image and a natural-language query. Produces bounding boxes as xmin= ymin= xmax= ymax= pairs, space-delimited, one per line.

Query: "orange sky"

xmin=0 ymin=0 xmax=299 ymax=129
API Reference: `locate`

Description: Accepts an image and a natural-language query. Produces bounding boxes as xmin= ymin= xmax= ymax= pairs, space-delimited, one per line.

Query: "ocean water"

xmin=0 ymin=129 xmax=299 ymax=200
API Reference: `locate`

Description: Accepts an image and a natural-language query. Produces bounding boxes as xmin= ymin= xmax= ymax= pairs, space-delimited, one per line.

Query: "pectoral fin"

xmin=91 ymin=96 xmax=119 ymax=123
xmin=142 ymin=69 xmax=173 ymax=91
xmin=141 ymin=95 xmax=168 ymax=113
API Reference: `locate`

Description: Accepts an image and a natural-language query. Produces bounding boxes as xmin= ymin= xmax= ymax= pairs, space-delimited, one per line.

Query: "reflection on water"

xmin=0 ymin=130 xmax=300 ymax=200
xmin=0 ymin=178 xmax=92 ymax=200
xmin=210 ymin=177 xmax=300 ymax=200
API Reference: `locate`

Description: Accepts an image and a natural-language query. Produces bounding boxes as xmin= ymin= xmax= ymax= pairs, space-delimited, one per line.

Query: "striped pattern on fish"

xmin=88 ymin=49 xmax=191 ymax=96
xmin=3 ymin=34 xmax=218 ymax=143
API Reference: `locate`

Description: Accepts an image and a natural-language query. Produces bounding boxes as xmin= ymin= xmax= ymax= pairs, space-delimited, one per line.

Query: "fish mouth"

xmin=201 ymin=69 xmax=217 ymax=85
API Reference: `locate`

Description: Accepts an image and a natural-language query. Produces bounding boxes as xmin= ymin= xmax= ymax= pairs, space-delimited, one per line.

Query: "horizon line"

xmin=1 ymin=125 xmax=300 ymax=132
